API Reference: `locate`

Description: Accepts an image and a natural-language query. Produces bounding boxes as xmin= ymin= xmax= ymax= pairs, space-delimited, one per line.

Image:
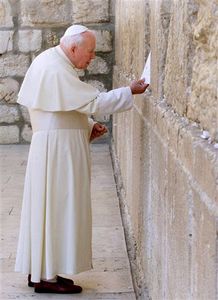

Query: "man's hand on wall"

xmin=90 ymin=123 xmax=108 ymax=142
xmin=130 ymin=79 xmax=149 ymax=94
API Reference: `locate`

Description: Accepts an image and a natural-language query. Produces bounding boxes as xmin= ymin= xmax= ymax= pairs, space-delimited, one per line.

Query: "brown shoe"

xmin=34 ymin=280 xmax=82 ymax=294
xmin=28 ymin=274 xmax=74 ymax=287
xmin=56 ymin=275 xmax=74 ymax=286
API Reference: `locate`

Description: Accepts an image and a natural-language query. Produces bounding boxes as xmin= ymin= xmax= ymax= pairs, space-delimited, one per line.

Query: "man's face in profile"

xmin=72 ymin=32 xmax=96 ymax=69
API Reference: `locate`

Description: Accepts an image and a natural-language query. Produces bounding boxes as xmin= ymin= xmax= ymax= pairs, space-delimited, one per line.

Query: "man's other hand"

xmin=130 ymin=79 xmax=149 ymax=94
xmin=90 ymin=123 xmax=108 ymax=142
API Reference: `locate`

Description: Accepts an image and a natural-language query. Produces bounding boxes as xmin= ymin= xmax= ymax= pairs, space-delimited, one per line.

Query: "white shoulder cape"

xmin=17 ymin=46 xmax=100 ymax=111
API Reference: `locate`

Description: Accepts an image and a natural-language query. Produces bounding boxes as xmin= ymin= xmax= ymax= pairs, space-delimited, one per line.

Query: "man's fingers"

xmin=94 ymin=123 xmax=103 ymax=130
xmin=138 ymin=78 xmax=145 ymax=84
xmin=130 ymin=79 xmax=149 ymax=94
xmin=95 ymin=124 xmax=107 ymax=132
xmin=91 ymin=124 xmax=108 ymax=142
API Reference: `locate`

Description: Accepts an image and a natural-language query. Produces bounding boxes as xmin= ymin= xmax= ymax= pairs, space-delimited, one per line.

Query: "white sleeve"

xmin=76 ymin=87 xmax=133 ymax=116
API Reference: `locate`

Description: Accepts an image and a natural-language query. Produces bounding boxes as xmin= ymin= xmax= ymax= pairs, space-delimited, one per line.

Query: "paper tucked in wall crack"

xmin=141 ymin=52 xmax=151 ymax=84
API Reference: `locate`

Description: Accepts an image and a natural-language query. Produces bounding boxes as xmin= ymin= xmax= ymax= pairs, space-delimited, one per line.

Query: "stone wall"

xmin=0 ymin=0 xmax=115 ymax=144
xmin=112 ymin=0 xmax=218 ymax=299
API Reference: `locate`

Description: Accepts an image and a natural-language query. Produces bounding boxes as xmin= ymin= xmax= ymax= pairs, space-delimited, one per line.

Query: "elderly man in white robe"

xmin=15 ymin=24 xmax=149 ymax=294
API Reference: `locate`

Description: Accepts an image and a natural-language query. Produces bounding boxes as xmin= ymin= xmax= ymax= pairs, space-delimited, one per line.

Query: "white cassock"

xmin=15 ymin=45 xmax=133 ymax=283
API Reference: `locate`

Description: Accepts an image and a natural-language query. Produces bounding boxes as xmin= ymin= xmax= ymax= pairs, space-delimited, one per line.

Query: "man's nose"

xmin=91 ymin=52 xmax=95 ymax=59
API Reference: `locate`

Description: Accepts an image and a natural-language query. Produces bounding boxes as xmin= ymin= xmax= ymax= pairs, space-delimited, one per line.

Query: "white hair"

xmin=60 ymin=30 xmax=96 ymax=48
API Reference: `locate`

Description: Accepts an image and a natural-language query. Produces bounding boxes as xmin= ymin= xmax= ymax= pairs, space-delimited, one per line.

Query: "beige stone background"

xmin=0 ymin=0 xmax=218 ymax=299
xmin=113 ymin=0 xmax=218 ymax=299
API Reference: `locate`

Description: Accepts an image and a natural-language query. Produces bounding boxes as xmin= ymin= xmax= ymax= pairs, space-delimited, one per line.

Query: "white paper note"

xmin=141 ymin=52 xmax=151 ymax=84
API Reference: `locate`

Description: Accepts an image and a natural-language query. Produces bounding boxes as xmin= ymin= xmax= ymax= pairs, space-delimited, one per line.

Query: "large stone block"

xmin=0 ymin=30 xmax=13 ymax=54
xmin=110 ymin=0 xmax=116 ymax=18
xmin=150 ymin=0 xmax=171 ymax=99
xmin=114 ymin=112 xmax=132 ymax=195
xmin=0 ymin=0 xmax=13 ymax=27
xmin=112 ymin=1 xmax=218 ymax=299
xmin=129 ymin=109 xmax=148 ymax=239
xmin=87 ymin=56 xmax=109 ymax=74
xmin=0 ymin=54 xmax=29 ymax=77
xmin=147 ymin=185 xmax=166 ymax=300
xmin=164 ymin=0 xmax=197 ymax=114
xmin=114 ymin=0 xmax=147 ymax=79
xmin=187 ymin=0 xmax=218 ymax=140
xmin=135 ymin=121 xmax=151 ymax=296
xmin=94 ymin=30 xmax=112 ymax=52
xmin=140 ymin=93 xmax=156 ymax=126
xmin=43 ymin=29 xmax=63 ymax=48
xmin=72 ymin=0 xmax=109 ymax=23
xmin=20 ymin=0 xmax=72 ymax=27
xmin=0 ymin=104 xmax=20 ymax=123
xmin=193 ymin=141 xmax=218 ymax=202
xmin=177 ymin=124 xmax=196 ymax=174
xmin=18 ymin=30 xmax=42 ymax=52
xmin=0 ymin=78 xmax=19 ymax=104
xmin=121 ymin=110 xmax=136 ymax=221
xmin=164 ymin=109 xmax=181 ymax=155
xmin=155 ymin=102 xmax=170 ymax=145
xmin=143 ymin=130 xmax=167 ymax=300
xmin=151 ymin=133 xmax=167 ymax=197
xmin=0 ymin=125 xmax=19 ymax=144
xmin=165 ymin=152 xmax=191 ymax=299
xmin=191 ymin=190 xmax=217 ymax=299
xmin=21 ymin=124 xmax=32 ymax=142
xmin=19 ymin=105 xmax=30 ymax=123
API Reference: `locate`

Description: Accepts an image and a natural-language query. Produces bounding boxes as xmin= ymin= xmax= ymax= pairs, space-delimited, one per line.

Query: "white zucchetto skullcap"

xmin=63 ymin=25 xmax=89 ymax=37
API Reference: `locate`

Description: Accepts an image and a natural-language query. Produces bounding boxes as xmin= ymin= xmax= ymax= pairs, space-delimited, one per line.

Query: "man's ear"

xmin=70 ymin=45 xmax=77 ymax=55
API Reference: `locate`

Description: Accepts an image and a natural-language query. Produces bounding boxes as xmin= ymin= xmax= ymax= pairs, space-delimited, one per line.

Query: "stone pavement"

xmin=0 ymin=144 xmax=135 ymax=300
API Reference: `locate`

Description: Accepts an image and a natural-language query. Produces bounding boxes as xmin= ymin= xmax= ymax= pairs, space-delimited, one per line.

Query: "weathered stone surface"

xmin=0 ymin=125 xmax=19 ymax=144
xmin=151 ymin=133 xmax=167 ymax=198
xmin=113 ymin=0 xmax=217 ymax=299
xmin=87 ymin=56 xmax=109 ymax=74
xmin=0 ymin=0 xmax=13 ymax=27
xmin=18 ymin=30 xmax=42 ymax=52
xmin=114 ymin=0 xmax=147 ymax=82
xmin=0 ymin=30 xmax=13 ymax=54
xmin=20 ymin=0 xmax=72 ymax=26
xmin=43 ymin=29 xmax=63 ymax=48
xmin=165 ymin=152 xmax=190 ymax=300
xmin=21 ymin=124 xmax=32 ymax=142
xmin=20 ymin=105 xmax=30 ymax=123
xmin=86 ymin=80 xmax=107 ymax=92
xmin=177 ymin=124 xmax=196 ymax=174
xmin=187 ymin=0 xmax=218 ymax=139
xmin=0 ymin=104 xmax=20 ymax=123
xmin=0 ymin=54 xmax=29 ymax=77
xmin=110 ymin=0 xmax=116 ymax=18
xmin=72 ymin=0 xmax=109 ymax=23
xmin=191 ymin=190 xmax=217 ymax=300
xmin=94 ymin=30 xmax=112 ymax=52
xmin=164 ymin=0 xmax=197 ymax=114
xmin=193 ymin=141 xmax=218 ymax=201
xmin=150 ymin=0 xmax=171 ymax=99
xmin=0 ymin=78 xmax=19 ymax=103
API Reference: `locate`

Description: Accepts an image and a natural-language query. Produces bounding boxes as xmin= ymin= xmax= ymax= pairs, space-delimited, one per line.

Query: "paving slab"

xmin=0 ymin=144 xmax=135 ymax=300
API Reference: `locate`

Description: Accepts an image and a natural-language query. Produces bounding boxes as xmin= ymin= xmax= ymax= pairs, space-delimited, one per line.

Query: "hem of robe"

xmin=14 ymin=263 xmax=93 ymax=283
